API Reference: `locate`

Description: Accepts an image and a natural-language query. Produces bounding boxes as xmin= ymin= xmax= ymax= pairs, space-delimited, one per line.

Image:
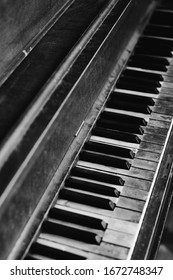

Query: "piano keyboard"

xmin=25 ymin=2 xmax=173 ymax=260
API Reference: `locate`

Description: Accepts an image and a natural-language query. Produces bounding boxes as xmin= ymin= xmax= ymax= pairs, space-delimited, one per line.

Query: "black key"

xmin=97 ymin=118 xmax=144 ymax=135
xmin=139 ymin=36 xmax=173 ymax=49
xmin=107 ymin=98 xmax=152 ymax=114
xmin=101 ymin=111 xmax=147 ymax=126
xmin=66 ymin=177 xmax=120 ymax=197
xmin=116 ymin=81 xmax=159 ymax=94
xmin=144 ymin=24 xmax=173 ymax=39
xmin=42 ymin=219 xmax=102 ymax=244
xmin=112 ymin=91 xmax=155 ymax=106
xmin=128 ymin=60 xmax=167 ymax=72
xmin=29 ymin=242 xmax=85 ymax=260
xmin=122 ymin=69 xmax=163 ymax=82
xmin=79 ymin=150 xmax=131 ymax=170
xmin=134 ymin=44 xmax=173 ymax=57
xmin=150 ymin=10 xmax=173 ymax=27
xmin=128 ymin=58 xmax=168 ymax=72
xmin=135 ymin=37 xmax=173 ymax=57
xmin=119 ymin=75 xmax=161 ymax=87
xmin=49 ymin=207 xmax=107 ymax=230
xmin=59 ymin=188 xmax=116 ymax=210
xmin=107 ymin=91 xmax=153 ymax=113
xmin=85 ymin=140 xmax=135 ymax=157
xmin=116 ymin=75 xmax=160 ymax=94
xmin=131 ymin=54 xmax=169 ymax=66
xmin=92 ymin=126 xmax=140 ymax=144
xmin=71 ymin=166 xmax=125 ymax=185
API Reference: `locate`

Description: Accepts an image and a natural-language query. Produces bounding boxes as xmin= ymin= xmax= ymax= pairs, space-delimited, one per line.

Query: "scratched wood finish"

xmin=0 ymin=0 xmax=74 ymax=84
xmin=0 ymin=0 xmax=106 ymax=145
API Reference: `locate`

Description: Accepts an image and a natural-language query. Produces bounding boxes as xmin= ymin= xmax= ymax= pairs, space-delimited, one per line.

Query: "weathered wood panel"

xmin=0 ymin=0 xmax=73 ymax=83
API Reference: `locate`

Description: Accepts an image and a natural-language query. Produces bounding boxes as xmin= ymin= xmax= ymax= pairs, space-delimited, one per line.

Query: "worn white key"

xmin=117 ymin=196 xmax=145 ymax=212
xmin=104 ymin=107 xmax=151 ymax=122
xmin=150 ymin=113 xmax=172 ymax=122
xmin=162 ymin=81 xmax=173 ymax=89
xmin=47 ymin=217 xmax=104 ymax=236
xmin=163 ymin=75 xmax=173 ymax=83
xmin=113 ymin=88 xmax=158 ymax=99
xmin=139 ymin=141 xmax=164 ymax=153
xmin=125 ymin=66 xmax=166 ymax=76
xmin=89 ymin=138 xmax=161 ymax=162
xmin=148 ymin=118 xmax=171 ymax=128
xmin=66 ymin=174 xmax=148 ymax=200
xmin=56 ymin=199 xmax=141 ymax=222
xmin=144 ymin=125 xmax=168 ymax=136
xmin=77 ymin=161 xmax=155 ymax=181
xmin=154 ymin=99 xmax=173 ymax=108
xmin=104 ymin=108 xmax=172 ymax=127
xmin=160 ymin=87 xmax=173 ymax=99
xmin=57 ymin=198 xmax=143 ymax=224
xmin=103 ymin=229 xmax=135 ymax=248
xmin=99 ymin=242 xmax=129 ymax=259
xmin=153 ymin=107 xmax=173 ymax=116
xmin=107 ymin=218 xmax=138 ymax=234
xmin=142 ymin=133 xmax=166 ymax=145
xmin=90 ymin=135 xmax=140 ymax=149
xmin=64 ymin=186 xmax=145 ymax=212
xmin=53 ymin=203 xmax=108 ymax=224
xmin=120 ymin=175 xmax=151 ymax=191
xmin=90 ymin=135 xmax=164 ymax=153
xmin=36 ymin=238 xmax=112 ymax=260
xmin=114 ymin=88 xmax=173 ymax=101
xmin=113 ymin=207 xmax=141 ymax=223
xmin=64 ymin=187 xmax=118 ymax=205
xmin=135 ymin=149 xmax=160 ymax=162
xmin=68 ymin=176 xmax=123 ymax=194
xmin=90 ymin=138 xmax=164 ymax=166
xmin=54 ymin=204 xmax=139 ymax=235
xmin=72 ymin=165 xmax=151 ymax=191
xmin=121 ymin=186 xmax=148 ymax=201
xmin=40 ymin=233 xmax=129 ymax=260
xmin=132 ymin=158 xmax=158 ymax=171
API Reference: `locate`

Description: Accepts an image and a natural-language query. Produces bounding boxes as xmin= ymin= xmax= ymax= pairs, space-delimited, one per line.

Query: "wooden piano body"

xmin=0 ymin=0 xmax=173 ymax=260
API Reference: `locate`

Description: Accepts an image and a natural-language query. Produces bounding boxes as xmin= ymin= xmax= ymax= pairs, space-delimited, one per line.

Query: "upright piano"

xmin=0 ymin=0 xmax=173 ymax=260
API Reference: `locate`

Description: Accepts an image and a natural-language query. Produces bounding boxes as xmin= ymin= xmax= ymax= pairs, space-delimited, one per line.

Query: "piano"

xmin=0 ymin=0 xmax=173 ymax=260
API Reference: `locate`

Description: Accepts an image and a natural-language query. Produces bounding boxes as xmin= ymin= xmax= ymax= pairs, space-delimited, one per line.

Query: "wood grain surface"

xmin=0 ymin=0 xmax=73 ymax=83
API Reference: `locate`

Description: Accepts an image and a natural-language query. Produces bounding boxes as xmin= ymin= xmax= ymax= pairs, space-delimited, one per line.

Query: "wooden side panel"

xmin=0 ymin=0 xmax=73 ymax=83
